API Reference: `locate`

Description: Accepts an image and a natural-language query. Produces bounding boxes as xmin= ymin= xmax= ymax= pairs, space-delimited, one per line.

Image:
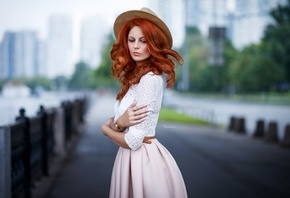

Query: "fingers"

xmin=134 ymin=106 xmax=151 ymax=116
xmin=132 ymin=104 xmax=149 ymax=113
xmin=131 ymin=118 xmax=146 ymax=125
xmin=105 ymin=117 xmax=114 ymax=126
xmin=129 ymin=100 xmax=137 ymax=108
xmin=134 ymin=113 xmax=149 ymax=120
xmin=129 ymin=109 xmax=151 ymax=125
xmin=126 ymin=101 xmax=152 ymax=126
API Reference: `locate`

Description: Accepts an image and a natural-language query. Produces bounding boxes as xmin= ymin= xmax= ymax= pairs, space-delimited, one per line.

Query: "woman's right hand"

xmin=117 ymin=100 xmax=150 ymax=130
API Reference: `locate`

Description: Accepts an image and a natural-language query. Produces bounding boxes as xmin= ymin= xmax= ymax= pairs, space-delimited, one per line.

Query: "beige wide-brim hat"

xmin=113 ymin=7 xmax=173 ymax=48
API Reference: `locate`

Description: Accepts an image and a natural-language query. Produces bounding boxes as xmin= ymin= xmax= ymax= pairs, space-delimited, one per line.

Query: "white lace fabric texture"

xmin=114 ymin=72 xmax=165 ymax=150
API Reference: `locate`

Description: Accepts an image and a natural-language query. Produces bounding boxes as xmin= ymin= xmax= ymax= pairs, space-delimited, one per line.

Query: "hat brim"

xmin=113 ymin=9 xmax=173 ymax=48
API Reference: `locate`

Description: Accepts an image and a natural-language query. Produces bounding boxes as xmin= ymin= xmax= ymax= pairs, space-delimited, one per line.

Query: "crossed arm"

xmin=101 ymin=100 xmax=150 ymax=149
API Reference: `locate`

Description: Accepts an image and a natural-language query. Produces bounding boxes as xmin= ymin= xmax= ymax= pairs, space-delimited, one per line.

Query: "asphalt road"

xmin=43 ymin=94 xmax=290 ymax=198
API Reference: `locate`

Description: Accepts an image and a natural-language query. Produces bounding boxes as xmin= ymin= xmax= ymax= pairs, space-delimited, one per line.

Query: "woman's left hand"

xmin=102 ymin=117 xmax=114 ymax=136
xmin=105 ymin=117 xmax=114 ymax=126
xmin=117 ymin=100 xmax=150 ymax=130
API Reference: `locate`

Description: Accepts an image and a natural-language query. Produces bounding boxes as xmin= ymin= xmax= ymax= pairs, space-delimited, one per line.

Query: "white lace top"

xmin=114 ymin=72 xmax=165 ymax=150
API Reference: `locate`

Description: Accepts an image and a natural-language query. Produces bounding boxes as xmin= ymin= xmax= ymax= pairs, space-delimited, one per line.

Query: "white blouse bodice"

xmin=114 ymin=72 xmax=165 ymax=150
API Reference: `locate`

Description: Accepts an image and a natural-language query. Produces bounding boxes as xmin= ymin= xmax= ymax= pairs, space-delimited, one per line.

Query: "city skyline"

xmin=0 ymin=0 xmax=149 ymax=40
xmin=0 ymin=0 xmax=149 ymax=71
xmin=1 ymin=0 xmax=284 ymax=80
xmin=0 ymin=0 xmax=237 ymax=41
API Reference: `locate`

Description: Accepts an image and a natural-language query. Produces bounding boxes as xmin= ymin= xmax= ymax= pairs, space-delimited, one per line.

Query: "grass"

xmin=159 ymin=107 xmax=209 ymax=126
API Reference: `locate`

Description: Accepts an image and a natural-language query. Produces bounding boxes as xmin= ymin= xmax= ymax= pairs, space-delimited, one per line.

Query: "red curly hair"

xmin=111 ymin=18 xmax=183 ymax=101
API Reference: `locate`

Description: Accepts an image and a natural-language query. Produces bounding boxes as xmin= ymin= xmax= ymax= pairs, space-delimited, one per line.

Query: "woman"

xmin=101 ymin=7 xmax=188 ymax=198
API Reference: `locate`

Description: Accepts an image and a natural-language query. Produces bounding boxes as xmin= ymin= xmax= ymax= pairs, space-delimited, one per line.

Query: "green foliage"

xmin=24 ymin=76 xmax=53 ymax=90
xmin=176 ymin=1 xmax=290 ymax=94
xmin=52 ymin=76 xmax=69 ymax=90
xmin=180 ymin=27 xmax=212 ymax=91
xmin=4 ymin=76 xmax=53 ymax=90
xmin=228 ymin=44 xmax=283 ymax=92
xmin=262 ymin=0 xmax=290 ymax=84
xmin=0 ymin=79 xmax=8 ymax=90
xmin=93 ymin=34 xmax=119 ymax=89
xmin=159 ymin=107 xmax=209 ymax=125
xmin=69 ymin=61 xmax=96 ymax=90
xmin=180 ymin=27 xmax=232 ymax=92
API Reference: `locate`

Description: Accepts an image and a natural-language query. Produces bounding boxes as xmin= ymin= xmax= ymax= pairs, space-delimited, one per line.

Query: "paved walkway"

xmin=37 ymin=94 xmax=290 ymax=198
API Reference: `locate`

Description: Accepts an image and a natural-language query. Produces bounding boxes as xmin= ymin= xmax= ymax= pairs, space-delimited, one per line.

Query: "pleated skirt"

xmin=109 ymin=139 xmax=188 ymax=198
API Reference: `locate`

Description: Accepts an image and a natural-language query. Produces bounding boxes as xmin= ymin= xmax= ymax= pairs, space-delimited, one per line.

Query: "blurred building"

xmin=232 ymin=0 xmax=287 ymax=49
xmin=20 ymin=31 xmax=38 ymax=78
xmin=147 ymin=0 xmax=186 ymax=48
xmin=79 ymin=15 xmax=109 ymax=68
xmin=0 ymin=31 xmax=38 ymax=79
xmin=0 ymin=36 xmax=6 ymax=79
xmin=188 ymin=0 xmax=287 ymax=49
xmin=46 ymin=14 xmax=73 ymax=78
xmin=185 ymin=0 xmax=227 ymax=35
xmin=36 ymin=40 xmax=47 ymax=76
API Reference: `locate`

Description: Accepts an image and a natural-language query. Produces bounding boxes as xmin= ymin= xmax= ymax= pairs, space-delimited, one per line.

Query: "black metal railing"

xmin=0 ymin=95 xmax=88 ymax=198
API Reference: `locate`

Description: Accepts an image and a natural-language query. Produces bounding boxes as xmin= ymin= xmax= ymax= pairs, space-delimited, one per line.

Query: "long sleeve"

xmin=124 ymin=72 xmax=165 ymax=150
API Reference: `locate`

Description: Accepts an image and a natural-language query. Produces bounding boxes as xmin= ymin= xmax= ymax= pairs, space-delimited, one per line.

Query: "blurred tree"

xmin=69 ymin=61 xmax=96 ymax=90
xmin=229 ymin=44 xmax=283 ymax=92
xmin=0 ymin=79 xmax=8 ymax=91
xmin=93 ymin=34 xmax=119 ymax=90
xmin=222 ymin=40 xmax=239 ymax=94
xmin=177 ymin=27 xmax=211 ymax=92
xmin=3 ymin=77 xmax=53 ymax=91
xmin=24 ymin=76 xmax=53 ymax=90
xmin=53 ymin=75 xmax=69 ymax=91
xmin=178 ymin=26 xmax=235 ymax=92
xmin=262 ymin=0 xmax=290 ymax=90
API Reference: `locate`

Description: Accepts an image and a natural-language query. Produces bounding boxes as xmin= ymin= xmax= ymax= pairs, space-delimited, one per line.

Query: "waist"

xmin=143 ymin=136 xmax=156 ymax=144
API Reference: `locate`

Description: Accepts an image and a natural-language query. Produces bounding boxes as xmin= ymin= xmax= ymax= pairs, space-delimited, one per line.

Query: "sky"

xmin=0 ymin=0 xmax=235 ymax=62
xmin=0 ymin=0 xmax=149 ymax=63
xmin=0 ymin=0 xmax=148 ymax=40
xmin=0 ymin=0 xmax=236 ymax=40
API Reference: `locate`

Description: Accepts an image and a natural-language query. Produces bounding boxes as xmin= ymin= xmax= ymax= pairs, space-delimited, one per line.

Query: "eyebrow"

xmin=128 ymin=35 xmax=145 ymax=39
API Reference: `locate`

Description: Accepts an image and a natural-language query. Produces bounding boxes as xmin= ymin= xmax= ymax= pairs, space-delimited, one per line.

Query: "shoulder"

xmin=139 ymin=72 xmax=164 ymax=85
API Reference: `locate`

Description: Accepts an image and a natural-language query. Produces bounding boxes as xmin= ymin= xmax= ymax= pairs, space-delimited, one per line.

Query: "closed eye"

xmin=128 ymin=38 xmax=135 ymax=43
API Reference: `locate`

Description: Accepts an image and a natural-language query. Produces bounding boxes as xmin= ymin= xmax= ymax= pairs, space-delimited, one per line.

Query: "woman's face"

xmin=127 ymin=26 xmax=150 ymax=64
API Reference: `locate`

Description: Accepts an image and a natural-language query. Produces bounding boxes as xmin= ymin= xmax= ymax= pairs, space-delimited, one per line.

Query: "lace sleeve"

xmin=125 ymin=73 xmax=165 ymax=150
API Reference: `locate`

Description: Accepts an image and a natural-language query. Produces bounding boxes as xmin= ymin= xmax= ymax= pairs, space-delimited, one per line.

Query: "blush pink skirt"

xmin=109 ymin=139 xmax=188 ymax=198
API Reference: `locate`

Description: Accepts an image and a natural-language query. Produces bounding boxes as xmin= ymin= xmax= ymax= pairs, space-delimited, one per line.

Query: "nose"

xmin=134 ymin=41 xmax=139 ymax=49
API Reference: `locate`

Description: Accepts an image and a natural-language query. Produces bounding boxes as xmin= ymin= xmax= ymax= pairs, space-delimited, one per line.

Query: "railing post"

xmin=253 ymin=119 xmax=265 ymax=137
xmin=15 ymin=108 xmax=31 ymax=198
xmin=234 ymin=117 xmax=246 ymax=134
xmin=265 ymin=121 xmax=279 ymax=143
xmin=228 ymin=116 xmax=236 ymax=131
xmin=0 ymin=126 xmax=11 ymax=198
xmin=53 ymin=107 xmax=66 ymax=156
xmin=281 ymin=124 xmax=290 ymax=147
xmin=62 ymin=101 xmax=69 ymax=147
xmin=38 ymin=105 xmax=49 ymax=176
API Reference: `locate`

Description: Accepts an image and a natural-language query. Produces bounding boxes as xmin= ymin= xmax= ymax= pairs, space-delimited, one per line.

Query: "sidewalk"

xmin=31 ymin=93 xmax=116 ymax=198
xmin=44 ymin=93 xmax=117 ymax=198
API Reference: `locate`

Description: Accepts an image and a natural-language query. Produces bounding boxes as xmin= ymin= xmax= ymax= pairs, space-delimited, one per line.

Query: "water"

xmin=0 ymin=91 xmax=84 ymax=126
